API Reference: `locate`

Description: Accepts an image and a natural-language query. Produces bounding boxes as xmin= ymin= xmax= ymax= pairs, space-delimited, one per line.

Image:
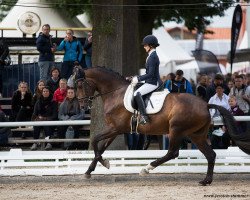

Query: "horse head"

xmin=74 ymin=67 xmax=97 ymax=110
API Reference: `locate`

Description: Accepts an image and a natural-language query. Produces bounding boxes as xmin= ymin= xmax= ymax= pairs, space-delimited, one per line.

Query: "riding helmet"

xmin=142 ymin=35 xmax=160 ymax=47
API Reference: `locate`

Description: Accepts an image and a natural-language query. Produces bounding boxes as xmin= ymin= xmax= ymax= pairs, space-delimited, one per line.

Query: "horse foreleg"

xmin=98 ymin=136 xmax=116 ymax=169
xmin=84 ymin=131 xmax=116 ymax=178
xmin=140 ymin=135 xmax=182 ymax=175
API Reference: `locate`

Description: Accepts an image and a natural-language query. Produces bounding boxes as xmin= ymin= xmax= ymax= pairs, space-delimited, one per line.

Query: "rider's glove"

xmin=131 ymin=76 xmax=139 ymax=84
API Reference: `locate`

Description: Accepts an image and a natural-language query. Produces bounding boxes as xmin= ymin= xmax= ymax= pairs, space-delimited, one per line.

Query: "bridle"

xmin=75 ymin=77 xmax=124 ymax=110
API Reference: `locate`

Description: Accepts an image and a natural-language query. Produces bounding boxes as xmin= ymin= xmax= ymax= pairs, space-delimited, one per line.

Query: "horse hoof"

xmin=84 ymin=173 xmax=92 ymax=179
xmin=139 ymin=169 xmax=149 ymax=176
xmin=199 ymin=179 xmax=212 ymax=186
xmin=103 ymin=159 xmax=110 ymax=169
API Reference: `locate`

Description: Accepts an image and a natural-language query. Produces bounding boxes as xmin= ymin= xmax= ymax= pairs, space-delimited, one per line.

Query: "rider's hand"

xmin=126 ymin=76 xmax=133 ymax=81
xmin=131 ymin=76 xmax=138 ymax=84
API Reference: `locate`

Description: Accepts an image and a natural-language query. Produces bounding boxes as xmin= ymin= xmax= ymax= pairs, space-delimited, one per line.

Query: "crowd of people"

xmin=0 ymin=26 xmax=250 ymax=151
xmin=162 ymin=70 xmax=250 ymax=150
xmin=0 ymin=24 xmax=92 ymax=150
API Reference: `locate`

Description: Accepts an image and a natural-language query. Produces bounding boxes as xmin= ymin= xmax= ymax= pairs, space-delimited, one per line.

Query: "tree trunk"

xmin=89 ymin=0 xmax=139 ymax=150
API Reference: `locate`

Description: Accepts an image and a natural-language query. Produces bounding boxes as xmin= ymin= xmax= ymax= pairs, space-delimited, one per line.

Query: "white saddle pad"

xmin=124 ymin=84 xmax=170 ymax=114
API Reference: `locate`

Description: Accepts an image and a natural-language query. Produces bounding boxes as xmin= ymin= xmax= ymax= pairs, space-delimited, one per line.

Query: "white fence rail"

xmin=0 ymin=147 xmax=249 ymax=176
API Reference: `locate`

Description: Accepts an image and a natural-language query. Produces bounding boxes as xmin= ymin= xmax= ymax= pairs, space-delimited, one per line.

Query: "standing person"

xmin=0 ymin=38 xmax=10 ymax=98
xmin=57 ymin=29 xmax=83 ymax=79
xmin=31 ymin=86 xmax=58 ymax=150
xmin=206 ymin=74 xmax=230 ymax=102
xmin=36 ymin=24 xmax=56 ymax=81
xmin=229 ymin=75 xmax=250 ymax=115
xmin=165 ymin=69 xmax=193 ymax=149
xmin=46 ymin=67 xmax=60 ymax=94
xmin=83 ymin=31 xmax=92 ymax=68
xmin=208 ymin=84 xmax=230 ymax=149
xmin=130 ymin=35 xmax=162 ymax=125
xmin=196 ymin=74 xmax=208 ymax=101
xmin=165 ymin=69 xmax=193 ymax=94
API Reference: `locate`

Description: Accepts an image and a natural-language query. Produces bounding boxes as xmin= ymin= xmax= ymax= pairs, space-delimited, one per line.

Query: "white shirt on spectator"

xmin=208 ymin=93 xmax=230 ymax=118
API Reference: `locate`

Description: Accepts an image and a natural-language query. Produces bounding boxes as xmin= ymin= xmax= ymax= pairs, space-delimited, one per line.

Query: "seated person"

xmin=46 ymin=67 xmax=60 ymax=94
xmin=11 ymin=81 xmax=33 ymax=122
xmin=0 ymin=108 xmax=11 ymax=146
xmin=53 ymin=78 xmax=67 ymax=106
xmin=30 ymin=86 xmax=58 ymax=151
xmin=58 ymin=87 xmax=84 ymax=149
xmin=32 ymin=80 xmax=46 ymax=106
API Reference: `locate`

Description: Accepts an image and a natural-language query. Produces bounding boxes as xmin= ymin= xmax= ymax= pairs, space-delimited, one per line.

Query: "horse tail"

xmin=208 ymin=104 xmax=250 ymax=155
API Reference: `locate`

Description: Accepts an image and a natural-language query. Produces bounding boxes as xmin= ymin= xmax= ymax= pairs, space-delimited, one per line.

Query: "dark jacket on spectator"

xmin=36 ymin=32 xmax=54 ymax=62
xmin=32 ymin=94 xmax=58 ymax=121
xmin=0 ymin=38 xmax=9 ymax=66
xmin=46 ymin=77 xmax=60 ymax=94
xmin=0 ymin=109 xmax=11 ymax=145
xmin=11 ymin=90 xmax=33 ymax=121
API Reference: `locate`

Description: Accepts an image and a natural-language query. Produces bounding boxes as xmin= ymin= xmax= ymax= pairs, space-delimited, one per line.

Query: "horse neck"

xmin=86 ymin=69 xmax=128 ymax=99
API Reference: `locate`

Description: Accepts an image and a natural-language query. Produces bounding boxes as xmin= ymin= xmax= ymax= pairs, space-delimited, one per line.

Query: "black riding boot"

xmin=135 ymin=93 xmax=149 ymax=125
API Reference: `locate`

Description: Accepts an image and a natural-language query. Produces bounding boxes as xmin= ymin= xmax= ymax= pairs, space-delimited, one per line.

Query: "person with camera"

xmin=57 ymin=29 xmax=83 ymax=79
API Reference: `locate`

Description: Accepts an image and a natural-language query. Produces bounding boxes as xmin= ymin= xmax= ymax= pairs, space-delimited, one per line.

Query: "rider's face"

xmin=144 ymin=45 xmax=151 ymax=53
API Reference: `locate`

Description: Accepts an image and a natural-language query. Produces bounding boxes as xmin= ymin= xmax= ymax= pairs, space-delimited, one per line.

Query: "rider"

xmin=131 ymin=35 xmax=162 ymax=125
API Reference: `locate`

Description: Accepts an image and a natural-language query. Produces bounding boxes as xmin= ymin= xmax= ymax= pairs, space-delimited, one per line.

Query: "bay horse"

xmin=76 ymin=66 xmax=250 ymax=186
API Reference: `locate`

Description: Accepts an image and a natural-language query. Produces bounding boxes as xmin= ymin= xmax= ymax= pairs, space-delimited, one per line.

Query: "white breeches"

xmin=134 ymin=83 xmax=158 ymax=96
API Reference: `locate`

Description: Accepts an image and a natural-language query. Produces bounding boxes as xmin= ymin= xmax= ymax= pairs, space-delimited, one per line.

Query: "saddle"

xmin=123 ymin=83 xmax=170 ymax=114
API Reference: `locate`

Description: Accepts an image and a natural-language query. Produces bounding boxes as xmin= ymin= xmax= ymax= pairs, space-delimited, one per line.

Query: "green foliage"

xmin=0 ymin=0 xmax=17 ymax=22
xmin=45 ymin=0 xmax=93 ymax=20
xmin=138 ymin=0 xmax=234 ymax=32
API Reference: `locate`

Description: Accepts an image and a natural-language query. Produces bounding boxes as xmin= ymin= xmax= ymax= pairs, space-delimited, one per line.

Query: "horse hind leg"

xmin=189 ymin=127 xmax=216 ymax=186
xmin=140 ymin=134 xmax=182 ymax=175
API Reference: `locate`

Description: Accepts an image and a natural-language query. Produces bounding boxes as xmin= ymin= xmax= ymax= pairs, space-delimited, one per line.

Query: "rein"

xmin=76 ymin=77 xmax=126 ymax=109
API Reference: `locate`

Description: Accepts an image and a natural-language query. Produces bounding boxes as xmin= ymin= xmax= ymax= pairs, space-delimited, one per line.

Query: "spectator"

xmin=30 ymin=86 xmax=58 ymax=150
xmin=227 ymin=80 xmax=234 ymax=91
xmin=57 ymin=29 xmax=83 ymax=79
xmin=32 ymin=80 xmax=46 ymax=106
xmin=0 ymin=38 xmax=10 ymax=98
xmin=229 ymin=75 xmax=250 ymax=114
xmin=206 ymin=73 xmax=230 ymax=102
xmin=46 ymin=67 xmax=60 ymax=94
xmin=165 ymin=69 xmax=193 ymax=94
xmin=58 ymin=87 xmax=84 ymax=149
xmin=228 ymin=95 xmax=246 ymax=134
xmin=83 ymin=31 xmax=92 ymax=68
xmin=208 ymin=84 xmax=230 ymax=149
xmin=165 ymin=69 xmax=193 ymax=149
xmin=0 ymin=108 xmax=11 ymax=147
xmin=53 ymin=79 xmax=68 ymax=105
xmin=246 ymin=73 xmax=250 ymax=86
xmin=11 ymin=82 xmax=33 ymax=122
xmin=196 ymin=74 xmax=208 ymax=101
xmin=36 ymin=24 xmax=56 ymax=81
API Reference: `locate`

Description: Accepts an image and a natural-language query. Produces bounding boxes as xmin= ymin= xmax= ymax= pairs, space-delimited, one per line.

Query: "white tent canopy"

xmin=152 ymin=27 xmax=193 ymax=77
xmin=153 ymin=27 xmax=193 ymax=65
xmin=0 ymin=0 xmax=86 ymax=38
